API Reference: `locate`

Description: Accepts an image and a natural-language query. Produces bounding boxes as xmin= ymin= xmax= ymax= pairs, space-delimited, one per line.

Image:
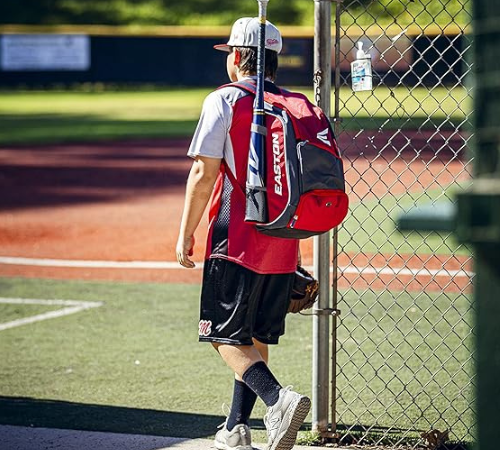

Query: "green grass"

xmin=0 ymin=303 xmax=60 ymax=322
xmin=342 ymin=184 xmax=472 ymax=257
xmin=339 ymin=86 xmax=471 ymax=119
xmin=0 ymin=86 xmax=471 ymax=145
xmin=0 ymin=89 xmax=208 ymax=118
xmin=336 ymin=288 xmax=474 ymax=444
xmin=0 ymin=89 xmax=209 ymax=145
xmin=0 ymin=277 xmax=310 ymax=441
xmin=0 ymin=276 xmax=473 ymax=445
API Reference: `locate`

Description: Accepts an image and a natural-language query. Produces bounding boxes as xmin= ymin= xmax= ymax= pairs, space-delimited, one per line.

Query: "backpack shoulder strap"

xmin=220 ymin=80 xmax=282 ymax=96
xmin=231 ymin=80 xmax=257 ymax=95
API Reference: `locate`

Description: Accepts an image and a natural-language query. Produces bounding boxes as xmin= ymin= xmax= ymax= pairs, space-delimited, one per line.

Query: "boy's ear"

xmin=233 ymin=49 xmax=241 ymax=67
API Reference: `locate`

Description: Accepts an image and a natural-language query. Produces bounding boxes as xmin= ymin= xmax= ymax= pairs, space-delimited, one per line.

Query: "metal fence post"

xmin=330 ymin=0 xmax=343 ymax=434
xmin=312 ymin=0 xmax=332 ymax=436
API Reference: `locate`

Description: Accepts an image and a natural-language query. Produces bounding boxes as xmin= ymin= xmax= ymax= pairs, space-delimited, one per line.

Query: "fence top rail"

xmin=0 ymin=23 xmax=471 ymax=38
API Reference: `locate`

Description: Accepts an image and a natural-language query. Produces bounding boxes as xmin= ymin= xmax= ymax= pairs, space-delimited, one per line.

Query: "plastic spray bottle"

xmin=351 ymin=41 xmax=372 ymax=92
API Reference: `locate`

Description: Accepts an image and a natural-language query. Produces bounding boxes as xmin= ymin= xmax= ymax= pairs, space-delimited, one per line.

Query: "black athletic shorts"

xmin=198 ymin=258 xmax=295 ymax=345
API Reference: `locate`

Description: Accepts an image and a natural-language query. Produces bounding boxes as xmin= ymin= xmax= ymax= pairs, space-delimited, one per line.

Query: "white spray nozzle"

xmin=356 ymin=41 xmax=367 ymax=60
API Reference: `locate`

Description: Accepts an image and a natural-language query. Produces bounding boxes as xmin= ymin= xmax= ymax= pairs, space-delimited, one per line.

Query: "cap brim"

xmin=213 ymin=44 xmax=231 ymax=52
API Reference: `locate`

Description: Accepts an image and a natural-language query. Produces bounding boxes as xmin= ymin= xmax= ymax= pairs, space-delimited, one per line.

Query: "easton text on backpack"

xmin=233 ymin=80 xmax=349 ymax=239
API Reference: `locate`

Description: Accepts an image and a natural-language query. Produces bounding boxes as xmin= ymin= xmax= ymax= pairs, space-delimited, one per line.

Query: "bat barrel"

xmin=255 ymin=2 xmax=267 ymax=113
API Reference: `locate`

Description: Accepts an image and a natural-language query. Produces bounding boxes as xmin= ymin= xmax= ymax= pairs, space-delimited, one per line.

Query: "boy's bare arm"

xmin=176 ymin=156 xmax=222 ymax=268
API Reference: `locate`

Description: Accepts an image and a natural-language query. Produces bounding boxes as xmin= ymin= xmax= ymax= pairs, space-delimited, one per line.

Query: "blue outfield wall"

xmin=0 ymin=34 xmax=466 ymax=88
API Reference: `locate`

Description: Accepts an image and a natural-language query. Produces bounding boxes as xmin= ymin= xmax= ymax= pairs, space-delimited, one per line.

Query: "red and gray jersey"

xmin=188 ymin=79 xmax=299 ymax=274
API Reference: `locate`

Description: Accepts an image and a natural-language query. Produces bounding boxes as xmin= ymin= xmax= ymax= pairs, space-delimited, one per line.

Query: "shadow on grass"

xmin=0 ymin=396 xmax=268 ymax=438
xmin=0 ymin=113 xmax=465 ymax=147
xmin=0 ymin=396 xmax=471 ymax=449
xmin=332 ymin=424 xmax=472 ymax=450
xmin=0 ymin=114 xmax=198 ymax=146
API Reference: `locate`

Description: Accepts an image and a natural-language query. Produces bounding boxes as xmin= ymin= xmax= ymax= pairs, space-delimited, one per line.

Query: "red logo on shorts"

xmin=198 ymin=320 xmax=212 ymax=337
xmin=267 ymin=38 xmax=279 ymax=46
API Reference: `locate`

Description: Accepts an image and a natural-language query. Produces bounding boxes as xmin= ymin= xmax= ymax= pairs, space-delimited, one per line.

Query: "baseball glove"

xmin=288 ymin=266 xmax=319 ymax=314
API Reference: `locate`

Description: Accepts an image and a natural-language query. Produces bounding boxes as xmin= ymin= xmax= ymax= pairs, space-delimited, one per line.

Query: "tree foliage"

xmin=0 ymin=0 xmax=470 ymax=28
xmin=0 ymin=0 xmax=306 ymax=26
xmin=343 ymin=0 xmax=471 ymax=29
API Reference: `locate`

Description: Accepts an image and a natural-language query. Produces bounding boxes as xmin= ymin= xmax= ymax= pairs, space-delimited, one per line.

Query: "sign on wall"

xmin=0 ymin=34 xmax=90 ymax=71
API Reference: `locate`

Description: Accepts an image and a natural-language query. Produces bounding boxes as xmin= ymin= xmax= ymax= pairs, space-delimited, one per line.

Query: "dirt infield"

xmin=0 ymin=132 xmax=472 ymax=291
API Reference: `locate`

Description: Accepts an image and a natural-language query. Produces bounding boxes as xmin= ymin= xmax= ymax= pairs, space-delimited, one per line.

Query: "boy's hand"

xmin=176 ymin=235 xmax=196 ymax=268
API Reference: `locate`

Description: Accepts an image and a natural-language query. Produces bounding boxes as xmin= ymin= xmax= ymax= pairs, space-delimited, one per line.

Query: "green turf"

xmin=0 ymin=89 xmax=209 ymax=144
xmin=338 ymin=86 xmax=471 ymax=122
xmin=0 ymin=86 xmax=471 ymax=145
xmin=0 ymin=277 xmax=310 ymax=441
xmin=0 ymin=115 xmax=198 ymax=144
xmin=0 ymin=303 xmax=61 ymax=323
xmin=0 ymin=276 xmax=473 ymax=445
xmin=336 ymin=288 xmax=474 ymax=444
xmin=342 ymin=184 xmax=472 ymax=257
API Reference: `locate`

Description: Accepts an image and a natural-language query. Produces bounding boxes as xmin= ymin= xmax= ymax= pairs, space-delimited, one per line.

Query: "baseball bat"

xmin=245 ymin=0 xmax=269 ymax=223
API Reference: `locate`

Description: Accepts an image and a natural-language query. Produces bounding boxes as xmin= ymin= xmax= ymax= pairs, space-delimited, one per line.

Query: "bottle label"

xmin=351 ymin=59 xmax=372 ymax=92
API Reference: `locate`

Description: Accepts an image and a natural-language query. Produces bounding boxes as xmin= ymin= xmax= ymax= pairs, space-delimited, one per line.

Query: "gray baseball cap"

xmin=214 ymin=17 xmax=282 ymax=54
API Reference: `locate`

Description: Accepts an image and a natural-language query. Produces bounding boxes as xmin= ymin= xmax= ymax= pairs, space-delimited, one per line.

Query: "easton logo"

xmin=198 ymin=320 xmax=212 ymax=337
xmin=267 ymin=38 xmax=280 ymax=46
xmin=272 ymin=132 xmax=283 ymax=196
xmin=317 ymin=128 xmax=331 ymax=146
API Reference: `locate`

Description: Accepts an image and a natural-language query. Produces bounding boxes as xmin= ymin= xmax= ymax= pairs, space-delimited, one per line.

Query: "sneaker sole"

xmin=214 ymin=442 xmax=253 ymax=450
xmin=270 ymin=395 xmax=311 ymax=450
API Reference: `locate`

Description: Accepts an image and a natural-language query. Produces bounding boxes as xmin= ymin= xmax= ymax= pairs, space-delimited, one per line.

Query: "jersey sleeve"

xmin=187 ymin=90 xmax=232 ymax=159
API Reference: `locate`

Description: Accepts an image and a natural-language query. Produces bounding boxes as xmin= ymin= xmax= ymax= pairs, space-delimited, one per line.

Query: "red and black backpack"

xmin=231 ymin=80 xmax=349 ymax=239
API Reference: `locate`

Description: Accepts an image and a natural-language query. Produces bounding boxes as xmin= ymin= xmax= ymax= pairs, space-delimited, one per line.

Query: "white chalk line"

xmin=0 ymin=297 xmax=103 ymax=332
xmin=0 ymin=256 xmax=473 ymax=278
xmin=0 ymin=256 xmax=180 ymax=269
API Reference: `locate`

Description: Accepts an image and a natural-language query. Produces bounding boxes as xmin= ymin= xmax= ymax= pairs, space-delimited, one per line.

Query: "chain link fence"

xmin=330 ymin=1 xmax=474 ymax=448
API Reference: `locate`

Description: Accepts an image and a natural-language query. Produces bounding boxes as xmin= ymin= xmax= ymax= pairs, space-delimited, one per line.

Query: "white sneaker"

xmin=263 ymin=386 xmax=311 ymax=450
xmin=214 ymin=422 xmax=253 ymax=450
